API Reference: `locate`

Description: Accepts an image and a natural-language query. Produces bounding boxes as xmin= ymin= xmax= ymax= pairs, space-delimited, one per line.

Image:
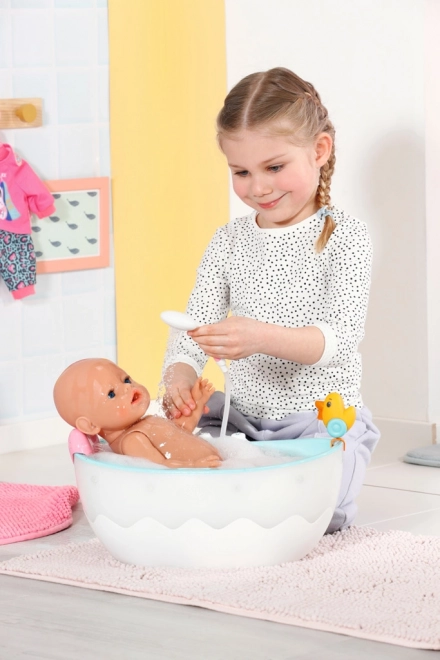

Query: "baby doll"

xmin=53 ymin=358 xmax=221 ymax=468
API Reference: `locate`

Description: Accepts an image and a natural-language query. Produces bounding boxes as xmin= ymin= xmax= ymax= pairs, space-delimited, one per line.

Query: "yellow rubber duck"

xmin=315 ymin=392 xmax=356 ymax=451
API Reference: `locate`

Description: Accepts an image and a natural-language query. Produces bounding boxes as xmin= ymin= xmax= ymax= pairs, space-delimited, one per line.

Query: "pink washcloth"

xmin=0 ymin=483 xmax=79 ymax=545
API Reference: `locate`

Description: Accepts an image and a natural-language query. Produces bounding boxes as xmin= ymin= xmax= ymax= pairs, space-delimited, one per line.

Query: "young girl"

xmin=162 ymin=67 xmax=380 ymax=533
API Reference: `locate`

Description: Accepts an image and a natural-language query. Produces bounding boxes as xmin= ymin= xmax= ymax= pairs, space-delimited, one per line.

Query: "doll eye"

xmin=108 ymin=389 xmax=116 ymax=399
xmin=124 ymin=377 xmax=131 ymax=384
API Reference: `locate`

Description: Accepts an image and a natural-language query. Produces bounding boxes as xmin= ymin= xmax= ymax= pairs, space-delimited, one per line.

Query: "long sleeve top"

xmin=164 ymin=207 xmax=373 ymax=419
xmin=0 ymin=143 xmax=55 ymax=235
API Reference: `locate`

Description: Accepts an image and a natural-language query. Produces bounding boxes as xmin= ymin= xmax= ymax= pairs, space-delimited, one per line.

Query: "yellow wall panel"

xmin=108 ymin=0 xmax=228 ymax=393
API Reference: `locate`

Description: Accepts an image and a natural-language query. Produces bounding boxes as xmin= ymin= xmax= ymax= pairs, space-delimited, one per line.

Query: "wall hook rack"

xmin=0 ymin=98 xmax=42 ymax=129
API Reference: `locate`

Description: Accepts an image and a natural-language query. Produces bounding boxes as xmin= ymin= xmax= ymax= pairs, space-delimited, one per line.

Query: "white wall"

xmin=425 ymin=0 xmax=440 ymax=429
xmin=225 ymin=0 xmax=429 ymax=424
xmin=0 ymin=0 xmax=116 ymax=432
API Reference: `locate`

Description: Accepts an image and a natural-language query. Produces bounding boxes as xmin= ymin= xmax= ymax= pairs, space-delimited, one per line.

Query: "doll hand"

xmin=188 ymin=316 xmax=265 ymax=360
xmin=192 ymin=454 xmax=222 ymax=468
xmin=166 ymin=455 xmax=221 ymax=469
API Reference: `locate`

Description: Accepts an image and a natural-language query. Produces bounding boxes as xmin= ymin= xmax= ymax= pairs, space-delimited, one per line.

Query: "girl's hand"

xmin=162 ymin=363 xmax=205 ymax=420
xmin=188 ymin=316 xmax=265 ymax=360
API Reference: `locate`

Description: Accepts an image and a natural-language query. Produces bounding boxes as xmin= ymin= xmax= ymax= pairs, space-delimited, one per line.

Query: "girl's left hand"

xmin=187 ymin=316 xmax=265 ymax=360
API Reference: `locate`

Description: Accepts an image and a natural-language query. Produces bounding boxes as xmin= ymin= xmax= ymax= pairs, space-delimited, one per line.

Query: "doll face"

xmin=78 ymin=360 xmax=150 ymax=434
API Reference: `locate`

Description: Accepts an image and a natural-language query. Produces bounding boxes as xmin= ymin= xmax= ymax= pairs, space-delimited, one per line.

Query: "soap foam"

xmin=91 ymin=433 xmax=298 ymax=470
xmin=206 ymin=434 xmax=298 ymax=469
xmin=92 ymin=451 xmax=168 ymax=469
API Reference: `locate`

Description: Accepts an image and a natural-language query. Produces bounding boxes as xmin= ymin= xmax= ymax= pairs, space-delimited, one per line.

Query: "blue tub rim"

xmin=73 ymin=437 xmax=343 ymax=475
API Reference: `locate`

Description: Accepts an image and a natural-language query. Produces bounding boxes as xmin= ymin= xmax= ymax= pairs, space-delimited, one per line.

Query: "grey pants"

xmin=198 ymin=391 xmax=380 ymax=534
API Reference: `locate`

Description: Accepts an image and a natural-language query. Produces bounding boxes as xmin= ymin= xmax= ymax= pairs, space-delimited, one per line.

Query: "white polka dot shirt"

xmin=164 ymin=207 xmax=373 ymax=419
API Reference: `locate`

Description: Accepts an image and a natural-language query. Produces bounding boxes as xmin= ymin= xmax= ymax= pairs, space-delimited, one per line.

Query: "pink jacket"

xmin=0 ymin=143 xmax=55 ymax=235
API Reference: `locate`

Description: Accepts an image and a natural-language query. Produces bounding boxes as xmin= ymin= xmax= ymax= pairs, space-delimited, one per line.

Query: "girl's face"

xmin=221 ymin=129 xmax=332 ymax=229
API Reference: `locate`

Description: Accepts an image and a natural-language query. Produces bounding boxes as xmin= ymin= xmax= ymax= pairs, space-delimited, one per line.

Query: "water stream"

xmin=219 ymin=370 xmax=231 ymax=438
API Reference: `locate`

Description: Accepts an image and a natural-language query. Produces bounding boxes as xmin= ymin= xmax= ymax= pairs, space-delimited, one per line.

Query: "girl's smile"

xmin=221 ymin=129 xmax=332 ymax=229
xmin=257 ymin=193 xmax=287 ymax=209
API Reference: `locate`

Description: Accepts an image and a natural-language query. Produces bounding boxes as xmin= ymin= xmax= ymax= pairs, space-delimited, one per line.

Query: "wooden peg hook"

xmin=15 ymin=103 xmax=37 ymax=124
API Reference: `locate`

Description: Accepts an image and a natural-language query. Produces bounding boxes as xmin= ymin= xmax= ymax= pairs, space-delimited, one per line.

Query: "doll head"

xmin=53 ymin=358 xmax=150 ymax=437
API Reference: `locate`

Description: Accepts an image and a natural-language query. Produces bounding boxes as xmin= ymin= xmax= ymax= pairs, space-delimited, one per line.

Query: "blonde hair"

xmin=217 ymin=67 xmax=336 ymax=251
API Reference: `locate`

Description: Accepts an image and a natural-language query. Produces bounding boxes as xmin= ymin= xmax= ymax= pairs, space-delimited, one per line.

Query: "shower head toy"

xmin=161 ymin=310 xmax=229 ymax=373
xmin=315 ymin=392 xmax=356 ymax=451
xmin=160 ymin=311 xmax=199 ymax=332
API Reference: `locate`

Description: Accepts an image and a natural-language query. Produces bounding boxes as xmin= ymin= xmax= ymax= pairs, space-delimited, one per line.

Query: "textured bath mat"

xmin=0 ymin=483 xmax=79 ymax=545
xmin=0 ymin=526 xmax=439 ymax=649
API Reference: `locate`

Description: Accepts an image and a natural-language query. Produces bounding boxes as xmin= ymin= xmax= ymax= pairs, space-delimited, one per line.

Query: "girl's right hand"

xmin=162 ymin=363 xmax=200 ymax=419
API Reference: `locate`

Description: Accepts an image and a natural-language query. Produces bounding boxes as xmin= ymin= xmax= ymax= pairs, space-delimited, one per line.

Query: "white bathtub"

xmin=72 ymin=434 xmax=343 ymax=568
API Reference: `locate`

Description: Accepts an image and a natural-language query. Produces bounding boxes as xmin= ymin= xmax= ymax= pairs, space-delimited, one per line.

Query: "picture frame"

xmin=34 ymin=177 xmax=110 ymax=274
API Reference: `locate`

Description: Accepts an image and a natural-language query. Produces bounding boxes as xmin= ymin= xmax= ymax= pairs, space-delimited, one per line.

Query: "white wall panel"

xmin=425 ymin=0 xmax=440 ymax=427
xmin=0 ymin=1 xmax=115 ymax=428
xmin=225 ymin=0 xmax=427 ymax=422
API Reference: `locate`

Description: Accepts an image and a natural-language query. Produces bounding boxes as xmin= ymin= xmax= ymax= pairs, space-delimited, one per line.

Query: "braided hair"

xmin=217 ymin=68 xmax=336 ymax=252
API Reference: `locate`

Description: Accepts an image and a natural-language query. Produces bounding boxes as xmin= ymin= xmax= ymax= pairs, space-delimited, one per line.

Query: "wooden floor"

xmin=0 ymin=443 xmax=439 ymax=659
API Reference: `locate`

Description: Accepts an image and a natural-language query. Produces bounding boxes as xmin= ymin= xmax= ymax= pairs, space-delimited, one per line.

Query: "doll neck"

xmin=99 ymin=419 xmax=141 ymax=446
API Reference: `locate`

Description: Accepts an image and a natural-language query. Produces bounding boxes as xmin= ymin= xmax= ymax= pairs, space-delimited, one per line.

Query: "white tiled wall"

xmin=0 ymin=0 xmax=116 ymax=426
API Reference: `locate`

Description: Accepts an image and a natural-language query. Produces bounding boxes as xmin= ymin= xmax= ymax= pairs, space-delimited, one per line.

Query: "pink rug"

xmin=0 ymin=526 xmax=438 ymax=649
xmin=0 ymin=483 xmax=79 ymax=545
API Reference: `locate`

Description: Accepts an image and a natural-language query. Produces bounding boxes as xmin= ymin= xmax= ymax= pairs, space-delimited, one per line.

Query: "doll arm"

xmin=121 ymin=429 xmax=220 ymax=468
xmin=16 ymin=160 xmax=55 ymax=218
xmin=120 ymin=431 xmax=171 ymax=464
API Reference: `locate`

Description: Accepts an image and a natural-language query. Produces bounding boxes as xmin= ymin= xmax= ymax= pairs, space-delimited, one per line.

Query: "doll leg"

xmin=0 ymin=231 xmax=36 ymax=299
xmin=174 ymin=378 xmax=215 ymax=433
xmin=0 ymin=230 xmax=7 ymax=290
xmin=12 ymin=284 xmax=35 ymax=299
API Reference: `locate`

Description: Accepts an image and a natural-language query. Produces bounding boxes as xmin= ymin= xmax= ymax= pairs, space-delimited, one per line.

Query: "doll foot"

xmin=191 ymin=377 xmax=215 ymax=406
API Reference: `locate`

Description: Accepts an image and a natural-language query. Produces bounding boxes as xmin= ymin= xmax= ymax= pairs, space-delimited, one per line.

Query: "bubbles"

xmin=93 ymin=452 xmax=168 ymax=469
xmin=157 ymin=343 xmax=182 ymax=417
xmin=91 ymin=434 xmax=298 ymax=470
xmin=205 ymin=434 xmax=299 ymax=469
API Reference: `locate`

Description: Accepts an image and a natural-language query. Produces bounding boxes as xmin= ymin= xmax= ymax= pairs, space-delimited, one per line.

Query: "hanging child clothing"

xmin=0 ymin=143 xmax=55 ymax=299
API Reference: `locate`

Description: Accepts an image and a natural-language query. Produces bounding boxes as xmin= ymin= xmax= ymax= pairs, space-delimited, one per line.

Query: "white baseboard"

xmin=0 ymin=416 xmax=72 ymax=455
xmin=0 ymin=401 xmax=163 ymax=456
xmin=371 ymin=416 xmax=437 ymax=466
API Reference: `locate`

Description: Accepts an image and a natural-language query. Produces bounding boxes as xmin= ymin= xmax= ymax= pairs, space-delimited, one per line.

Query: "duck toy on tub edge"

xmin=315 ymin=392 xmax=356 ymax=451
